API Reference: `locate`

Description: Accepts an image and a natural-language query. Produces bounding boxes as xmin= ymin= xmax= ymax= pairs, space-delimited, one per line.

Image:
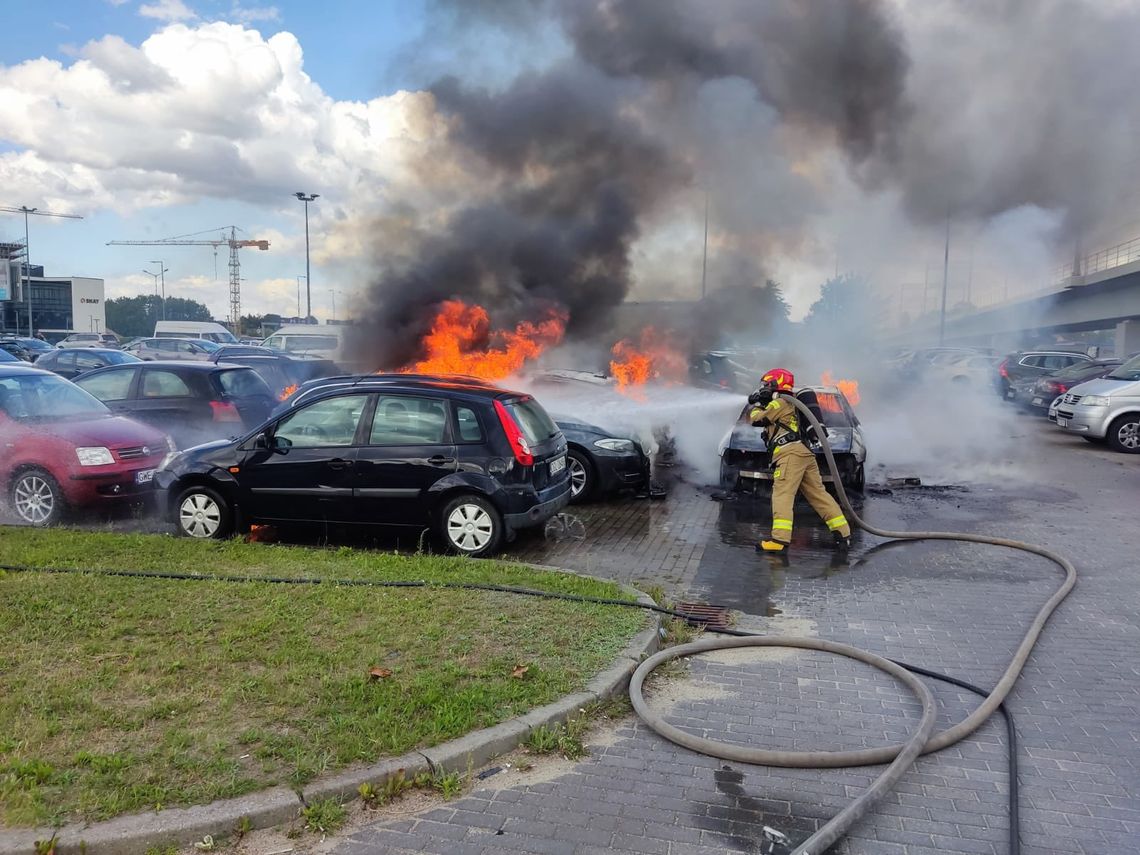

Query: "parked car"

xmin=0 ymin=340 xmax=33 ymax=361
xmin=0 ymin=348 xmax=21 ymax=363
xmin=73 ymin=362 xmax=275 ymax=449
xmin=551 ymin=415 xmax=650 ymax=502
xmin=929 ymin=353 xmax=1003 ymax=387
xmin=995 ymin=350 xmax=1092 ymax=399
xmin=208 ymin=352 xmax=340 ymax=400
xmin=720 ymin=386 xmax=867 ymax=493
xmin=34 ymin=347 xmax=142 ymax=380
xmin=1012 ymin=359 xmax=1123 ymax=416
xmin=123 ymin=337 xmax=220 ymax=361
xmin=689 ymin=351 xmax=756 ymax=393
xmin=1054 ymin=354 xmax=1140 ymax=452
xmin=260 ymin=324 xmax=346 ymax=361
xmin=0 ymin=365 xmax=170 ymax=525
xmin=156 ymin=375 xmax=571 ymax=555
xmin=2 ymin=337 xmax=55 ymax=361
xmin=58 ymin=332 xmax=120 ymax=349
xmin=211 ymin=345 xmax=277 ymax=360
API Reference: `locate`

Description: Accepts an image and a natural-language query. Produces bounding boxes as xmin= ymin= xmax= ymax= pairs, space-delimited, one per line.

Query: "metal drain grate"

xmin=676 ymin=602 xmax=732 ymax=631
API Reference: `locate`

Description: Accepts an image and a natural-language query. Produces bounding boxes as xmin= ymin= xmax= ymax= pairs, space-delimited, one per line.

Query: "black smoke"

xmin=353 ymin=0 xmax=912 ymax=367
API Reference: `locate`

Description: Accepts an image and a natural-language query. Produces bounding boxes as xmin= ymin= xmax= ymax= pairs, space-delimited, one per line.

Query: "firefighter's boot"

xmin=756 ymin=539 xmax=787 ymax=553
xmin=833 ymin=533 xmax=851 ymax=552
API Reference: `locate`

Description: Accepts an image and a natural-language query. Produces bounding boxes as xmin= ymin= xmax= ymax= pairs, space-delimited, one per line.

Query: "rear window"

xmin=216 ymin=368 xmax=270 ymax=398
xmin=503 ymin=397 xmax=558 ymax=445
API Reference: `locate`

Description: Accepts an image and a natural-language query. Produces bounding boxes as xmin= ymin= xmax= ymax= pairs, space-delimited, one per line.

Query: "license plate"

xmin=135 ymin=468 xmax=157 ymax=484
xmin=549 ymin=456 xmax=566 ymax=475
xmin=1032 ymin=397 xmax=1044 ymax=406
xmin=1057 ymin=418 xmax=1068 ymax=427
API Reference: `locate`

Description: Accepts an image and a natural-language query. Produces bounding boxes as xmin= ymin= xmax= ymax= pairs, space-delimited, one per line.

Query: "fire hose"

xmin=627 ymin=394 xmax=1077 ymax=855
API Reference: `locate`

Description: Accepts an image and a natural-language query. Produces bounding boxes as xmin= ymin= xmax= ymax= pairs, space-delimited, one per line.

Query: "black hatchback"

xmin=73 ymin=361 xmax=275 ymax=449
xmin=154 ymin=375 xmax=571 ymax=557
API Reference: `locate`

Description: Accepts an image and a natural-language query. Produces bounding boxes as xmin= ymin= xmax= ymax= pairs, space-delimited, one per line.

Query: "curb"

xmin=0 ymin=583 xmax=660 ymax=855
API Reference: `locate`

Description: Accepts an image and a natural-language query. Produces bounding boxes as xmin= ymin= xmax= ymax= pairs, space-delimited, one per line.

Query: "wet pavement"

xmin=331 ymin=418 xmax=1140 ymax=854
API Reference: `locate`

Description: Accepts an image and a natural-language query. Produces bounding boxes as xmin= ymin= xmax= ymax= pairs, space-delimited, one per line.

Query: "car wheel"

xmin=566 ymin=449 xmax=595 ymax=503
xmin=851 ymin=463 xmax=865 ymax=494
xmin=1106 ymin=413 xmax=1140 ymax=454
xmin=10 ymin=468 xmax=65 ymax=526
xmin=440 ymin=494 xmax=503 ymax=557
xmin=175 ymin=485 xmax=233 ymax=539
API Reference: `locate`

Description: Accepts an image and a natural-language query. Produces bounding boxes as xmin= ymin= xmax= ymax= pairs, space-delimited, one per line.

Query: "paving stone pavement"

xmin=337 ymin=421 xmax=1139 ymax=855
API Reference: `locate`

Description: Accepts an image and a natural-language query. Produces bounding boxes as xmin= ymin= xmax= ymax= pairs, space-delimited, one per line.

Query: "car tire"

xmin=439 ymin=494 xmax=504 ymax=558
xmin=1106 ymin=413 xmax=1140 ymax=454
xmin=850 ymin=463 xmax=865 ymax=494
xmin=10 ymin=468 xmax=66 ymax=527
xmin=566 ymin=449 xmax=596 ymax=504
xmin=175 ymin=485 xmax=233 ymax=539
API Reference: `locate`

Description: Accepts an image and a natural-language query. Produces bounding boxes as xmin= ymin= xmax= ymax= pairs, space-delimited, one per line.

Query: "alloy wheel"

xmin=446 ymin=503 xmax=494 ymax=552
xmin=180 ymin=493 xmax=222 ymax=538
xmin=13 ymin=475 xmax=55 ymax=525
xmin=1119 ymin=420 xmax=1140 ymax=450
xmin=568 ymin=455 xmax=589 ymax=497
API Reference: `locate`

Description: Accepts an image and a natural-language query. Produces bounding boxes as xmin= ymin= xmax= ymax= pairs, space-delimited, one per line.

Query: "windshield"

xmin=104 ymin=351 xmax=141 ymax=365
xmin=1107 ymin=355 xmax=1140 ymax=381
xmin=0 ymin=373 xmax=110 ymax=420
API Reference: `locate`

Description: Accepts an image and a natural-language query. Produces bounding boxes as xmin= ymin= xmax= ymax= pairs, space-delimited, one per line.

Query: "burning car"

xmin=719 ymin=385 xmax=866 ymax=493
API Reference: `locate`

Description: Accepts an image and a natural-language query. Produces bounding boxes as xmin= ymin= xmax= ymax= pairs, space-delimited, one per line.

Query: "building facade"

xmin=1 ymin=260 xmax=106 ymax=336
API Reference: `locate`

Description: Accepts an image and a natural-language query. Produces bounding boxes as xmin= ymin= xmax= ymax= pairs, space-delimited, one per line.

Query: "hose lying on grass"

xmin=628 ymin=394 xmax=1074 ymax=855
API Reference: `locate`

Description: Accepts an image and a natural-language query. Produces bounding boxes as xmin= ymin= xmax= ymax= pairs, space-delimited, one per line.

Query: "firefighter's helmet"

xmin=761 ymin=367 xmax=795 ymax=392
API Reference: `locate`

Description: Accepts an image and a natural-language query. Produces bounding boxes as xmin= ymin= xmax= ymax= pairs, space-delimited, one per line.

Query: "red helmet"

xmin=761 ymin=367 xmax=795 ymax=392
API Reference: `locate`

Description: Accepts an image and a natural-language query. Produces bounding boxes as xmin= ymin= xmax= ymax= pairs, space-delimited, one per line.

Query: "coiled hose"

xmin=628 ymin=394 xmax=1077 ymax=855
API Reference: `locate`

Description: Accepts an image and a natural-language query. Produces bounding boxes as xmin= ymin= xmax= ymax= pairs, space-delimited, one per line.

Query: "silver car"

xmin=1054 ymin=354 xmax=1140 ymax=452
xmin=123 ymin=337 xmax=220 ymax=361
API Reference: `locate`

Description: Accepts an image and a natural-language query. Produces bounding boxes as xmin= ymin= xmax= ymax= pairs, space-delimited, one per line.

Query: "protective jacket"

xmin=748 ymin=394 xmax=812 ymax=459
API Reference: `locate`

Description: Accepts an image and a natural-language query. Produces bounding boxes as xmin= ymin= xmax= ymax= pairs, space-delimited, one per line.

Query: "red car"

xmin=0 ymin=365 xmax=172 ymax=525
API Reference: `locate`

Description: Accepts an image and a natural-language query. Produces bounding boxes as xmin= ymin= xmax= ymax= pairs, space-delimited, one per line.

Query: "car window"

xmin=216 ymin=368 xmax=270 ymax=398
xmin=284 ymin=335 xmax=340 ymax=352
xmin=156 ymin=339 xmax=178 ymax=352
xmin=801 ymin=391 xmax=850 ymax=427
xmin=456 ymin=406 xmax=484 ymax=442
xmin=42 ymin=350 xmax=68 ymax=369
xmin=176 ymin=340 xmax=198 ymax=354
xmin=142 ymin=369 xmax=193 ymax=398
xmin=263 ymin=336 xmax=284 ymax=349
xmin=275 ymin=393 xmax=369 ymax=448
xmin=75 ymin=351 xmax=106 ymax=372
xmin=2 ymin=373 xmax=110 ymax=419
xmin=370 ymin=396 xmax=447 ymax=445
xmin=77 ymin=368 xmax=135 ymax=402
xmin=1019 ymin=355 xmax=1043 ymax=368
xmin=1041 ymin=355 xmax=1070 ymax=370
xmin=502 ymin=397 xmax=558 ymax=445
xmin=1107 ymin=355 xmax=1140 ymax=381
xmin=1060 ymin=354 xmax=1087 ymax=366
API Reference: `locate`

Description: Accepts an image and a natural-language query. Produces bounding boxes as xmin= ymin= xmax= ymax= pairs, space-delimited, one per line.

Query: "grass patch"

xmin=0 ymin=526 xmax=646 ymax=827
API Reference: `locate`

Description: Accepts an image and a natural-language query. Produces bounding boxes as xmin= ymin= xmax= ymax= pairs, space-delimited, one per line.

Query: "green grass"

xmin=0 ymin=526 xmax=645 ymax=827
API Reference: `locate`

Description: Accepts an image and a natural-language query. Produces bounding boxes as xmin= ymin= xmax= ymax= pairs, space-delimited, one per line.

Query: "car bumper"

xmin=1054 ymin=406 xmax=1111 ymax=437
xmin=502 ymin=482 xmax=572 ymax=531
xmin=595 ymin=451 xmax=651 ymax=493
xmin=63 ymin=465 xmax=163 ymax=504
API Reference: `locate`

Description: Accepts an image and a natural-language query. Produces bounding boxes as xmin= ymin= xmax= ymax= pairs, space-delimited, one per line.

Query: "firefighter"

xmin=747 ymin=368 xmax=852 ymax=553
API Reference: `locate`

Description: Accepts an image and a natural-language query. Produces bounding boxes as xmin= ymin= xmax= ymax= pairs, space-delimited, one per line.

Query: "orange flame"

xmin=279 ymin=383 xmax=299 ymax=402
xmin=609 ymin=327 xmax=689 ymax=395
xmin=820 ymin=370 xmax=861 ymax=405
xmin=403 ymin=299 xmax=567 ymax=380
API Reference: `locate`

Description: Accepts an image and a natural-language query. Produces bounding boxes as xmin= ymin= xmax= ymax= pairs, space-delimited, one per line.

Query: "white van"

xmin=261 ymin=324 xmax=345 ymax=360
xmin=153 ymin=321 xmax=238 ymax=344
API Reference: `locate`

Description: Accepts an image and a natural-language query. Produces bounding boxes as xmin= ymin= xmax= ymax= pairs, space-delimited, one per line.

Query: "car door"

xmin=43 ymin=350 xmax=73 ymax=378
xmin=350 ymin=394 xmax=457 ymax=526
xmin=73 ymin=350 xmax=107 ymax=378
xmin=74 ymin=366 xmax=139 ymax=415
xmin=132 ymin=367 xmax=210 ymax=447
xmin=235 ymin=392 xmax=371 ymax=523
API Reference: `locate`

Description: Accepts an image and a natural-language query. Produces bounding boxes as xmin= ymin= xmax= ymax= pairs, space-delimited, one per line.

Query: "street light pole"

xmin=294 ymin=192 xmax=319 ymax=321
xmin=295 ymin=275 xmax=304 ymax=319
xmin=150 ymin=260 xmax=168 ymax=320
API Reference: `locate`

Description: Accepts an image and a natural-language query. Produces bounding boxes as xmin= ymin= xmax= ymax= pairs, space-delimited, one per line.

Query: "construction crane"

xmin=107 ymin=226 xmax=269 ymax=328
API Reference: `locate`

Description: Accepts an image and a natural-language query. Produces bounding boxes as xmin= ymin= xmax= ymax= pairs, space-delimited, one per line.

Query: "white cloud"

xmin=138 ymin=0 xmax=197 ymax=23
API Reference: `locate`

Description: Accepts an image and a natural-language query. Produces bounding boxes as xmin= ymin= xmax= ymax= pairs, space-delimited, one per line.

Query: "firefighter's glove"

xmin=748 ymin=388 xmax=774 ymax=407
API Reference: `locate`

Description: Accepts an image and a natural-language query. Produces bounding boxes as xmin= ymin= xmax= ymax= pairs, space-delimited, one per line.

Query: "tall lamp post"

xmin=142 ymin=267 xmax=163 ymax=319
xmin=293 ymin=192 xmax=319 ymax=321
xmin=150 ymin=260 xmax=168 ymax=320
xmin=295 ymin=275 xmax=304 ymax=319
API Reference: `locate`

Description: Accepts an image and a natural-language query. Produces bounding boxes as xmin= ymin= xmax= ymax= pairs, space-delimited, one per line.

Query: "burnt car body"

xmin=720 ymin=386 xmax=866 ymax=493
xmin=551 ymin=415 xmax=651 ymax=502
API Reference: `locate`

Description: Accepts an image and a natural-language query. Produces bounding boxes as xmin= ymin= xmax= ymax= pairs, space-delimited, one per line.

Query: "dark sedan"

xmin=1013 ymin=359 xmax=1123 ymax=415
xmin=552 ymin=415 xmax=651 ymax=502
xmin=73 ymin=361 xmax=275 ymax=449
xmin=34 ymin=347 xmax=142 ymax=380
xmin=3 ymin=337 xmax=55 ymax=361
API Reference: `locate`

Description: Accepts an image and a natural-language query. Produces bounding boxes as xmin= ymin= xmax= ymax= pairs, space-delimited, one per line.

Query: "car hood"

xmin=1068 ymin=377 xmax=1140 ymax=397
xmin=39 ymin=415 xmax=167 ymax=449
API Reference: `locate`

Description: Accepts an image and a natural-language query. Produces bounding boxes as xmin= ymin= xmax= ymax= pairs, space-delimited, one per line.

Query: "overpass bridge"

xmin=928 ymin=236 xmax=1140 ymax=356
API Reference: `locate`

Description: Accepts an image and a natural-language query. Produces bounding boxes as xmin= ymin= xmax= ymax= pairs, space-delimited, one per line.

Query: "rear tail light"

xmin=493 ymin=399 xmax=534 ymax=467
xmin=210 ymin=400 xmax=242 ymax=422
xmin=998 ymin=359 xmax=1009 ymax=379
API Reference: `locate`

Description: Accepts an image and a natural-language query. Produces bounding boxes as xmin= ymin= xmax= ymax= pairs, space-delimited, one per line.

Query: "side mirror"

xmin=271 ymin=434 xmax=292 ymax=454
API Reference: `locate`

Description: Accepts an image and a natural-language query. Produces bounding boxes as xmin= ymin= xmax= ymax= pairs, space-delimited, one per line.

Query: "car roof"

xmin=287 ymin=373 xmax=522 ymax=406
xmin=0 ymin=365 xmax=54 ymax=377
xmin=53 ymin=347 xmax=125 ymax=354
xmin=82 ymin=360 xmax=248 ymax=372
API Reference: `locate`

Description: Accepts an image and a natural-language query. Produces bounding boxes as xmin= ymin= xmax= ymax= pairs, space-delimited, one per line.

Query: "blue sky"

xmin=0 ymin=0 xmax=452 ymax=322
